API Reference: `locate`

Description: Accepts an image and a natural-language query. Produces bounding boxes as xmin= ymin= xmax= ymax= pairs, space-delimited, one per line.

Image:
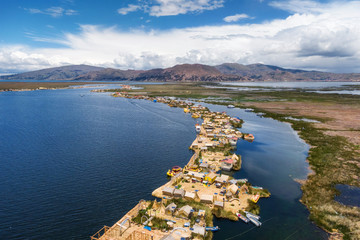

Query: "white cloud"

xmin=117 ymin=0 xmax=224 ymax=17
xmin=117 ymin=4 xmax=141 ymax=15
xmin=25 ymin=7 xmax=78 ymax=17
xmin=149 ymin=0 xmax=224 ymax=16
xmin=3 ymin=0 xmax=360 ymax=73
xmin=223 ymin=14 xmax=251 ymax=22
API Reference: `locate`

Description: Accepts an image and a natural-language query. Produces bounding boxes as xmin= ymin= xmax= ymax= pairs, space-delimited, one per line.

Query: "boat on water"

xmin=205 ymin=226 xmax=220 ymax=231
xmin=248 ymin=216 xmax=262 ymax=227
xmin=195 ymin=124 xmax=201 ymax=133
xmin=184 ymin=108 xmax=190 ymax=113
xmin=244 ymin=211 xmax=260 ymax=220
xmin=167 ymin=166 xmax=182 ymax=177
xmin=245 ymin=108 xmax=254 ymax=112
xmin=236 ymin=213 xmax=249 ymax=223
xmin=227 ymin=105 xmax=235 ymax=108
xmin=192 ymin=113 xmax=200 ymax=119
xmin=243 ymin=133 xmax=255 ymax=141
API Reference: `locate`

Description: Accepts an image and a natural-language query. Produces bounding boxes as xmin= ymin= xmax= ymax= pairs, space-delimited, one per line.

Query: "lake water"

xmin=0 ymin=87 xmax=327 ymax=239
xmin=220 ymin=81 xmax=360 ymax=89
xmin=335 ymin=185 xmax=360 ymax=207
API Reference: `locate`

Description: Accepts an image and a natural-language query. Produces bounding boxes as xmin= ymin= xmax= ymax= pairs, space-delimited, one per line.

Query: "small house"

xmin=214 ymin=201 xmax=224 ymax=208
xmin=215 ymin=174 xmax=229 ymax=185
xmin=178 ymin=205 xmax=193 ymax=218
xmin=192 ymin=225 xmax=205 ymax=236
xmin=204 ymin=172 xmax=217 ymax=184
xmin=228 ymin=184 xmax=239 ymax=195
xmin=200 ymin=194 xmax=213 ymax=204
xmin=165 ymin=202 xmax=177 ymax=215
xmin=162 ymin=187 xmax=175 ymax=196
xmin=173 ymin=189 xmax=185 ymax=198
xmin=199 ymin=162 xmax=209 ymax=169
xmin=187 ymin=171 xmax=205 ymax=181
xmin=225 ymin=191 xmax=233 ymax=199
xmin=221 ymin=159 xmax=234 ymax=171
xmin=184 ymin=191 xmax=196 ymax=201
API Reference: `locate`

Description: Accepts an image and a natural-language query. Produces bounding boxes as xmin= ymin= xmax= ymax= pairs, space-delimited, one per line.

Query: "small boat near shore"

xmin=192 ymin=113 xmax=200 ymax=118
xmin=167 ymin=166 xmax=182 ymax=177
xmin=236 ymin=213 xmax=249 ymax=223
xmin=205 ymin=226 xmax=220 ymax=231
xmin=227 ymin=104 xmax=235 ymax=108
xmin=243 ymin=133 xmax=255 ymax=141
xmin=248 ymin=216 xmax=262 ymax=227
xmin=184 ymin=108 xmax=190 ymax=113
xmin=245 ymin=108 xmax=254 ymax=112
xmin=244 ymin=211 xmax=260 ymax=220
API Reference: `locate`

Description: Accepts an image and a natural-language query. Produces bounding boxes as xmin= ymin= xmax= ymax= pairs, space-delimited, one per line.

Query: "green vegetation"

xmin=212 ymin=208 xmax=238 ymax=221
xmin=166 ymin=198 xmax=213 ymax=226
xmin=245 ymin=199 xmax=260 ymax=215
xmin=251 ymin=188 xmax=271 ymax=198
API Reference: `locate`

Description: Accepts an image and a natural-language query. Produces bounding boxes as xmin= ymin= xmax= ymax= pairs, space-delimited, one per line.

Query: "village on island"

xmin=91 ymin=86 xmax=270 ymax=240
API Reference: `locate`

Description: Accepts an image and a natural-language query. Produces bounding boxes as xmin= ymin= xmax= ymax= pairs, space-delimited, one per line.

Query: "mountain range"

xmin=2 ymin=63 xmax=360 ymax=82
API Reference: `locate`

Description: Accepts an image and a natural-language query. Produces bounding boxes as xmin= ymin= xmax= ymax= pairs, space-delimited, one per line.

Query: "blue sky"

xmin=1 ymin=0 xmax=360 ymax=73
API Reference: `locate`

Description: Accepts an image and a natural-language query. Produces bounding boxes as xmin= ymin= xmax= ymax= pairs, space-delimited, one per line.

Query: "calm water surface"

xmin=0 ymin=87 xmax=327 ymax=239
xmin=335 ymin=185 xmax=360 ymax=207
xmin=220 ymin=81 xmax=360 ymax=89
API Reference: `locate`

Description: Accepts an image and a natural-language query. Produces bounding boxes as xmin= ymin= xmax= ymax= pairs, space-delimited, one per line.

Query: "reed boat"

xmin=243 ymin=133 xmax=255 ymax=141
xmin=205 ymin=226 xmax=220 ymax=231
xmin=184 ymin=108 xmax=190 ymax=113
xmin=192 ymin=113 xmax=200 ymax=119
xmin=248 ymin=216 xmax=262 ymax=227
xmin=236 ymin=213 xmax=249 ymax=223
xmin=167 ymin=166 xmax=182 ymax=177
xmin=244 ymin=211 xmax=260 ymax=220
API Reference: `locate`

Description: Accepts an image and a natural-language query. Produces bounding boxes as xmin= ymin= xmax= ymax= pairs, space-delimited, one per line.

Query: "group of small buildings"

xmin=92 ymin=92 xmax=264 ymax=240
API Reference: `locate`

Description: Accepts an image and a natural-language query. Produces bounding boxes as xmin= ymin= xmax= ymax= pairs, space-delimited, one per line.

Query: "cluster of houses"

xmin=95 ymin=92 xmax=263 ymax=240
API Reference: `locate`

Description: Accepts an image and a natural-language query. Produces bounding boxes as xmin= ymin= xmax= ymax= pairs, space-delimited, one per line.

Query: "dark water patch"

xmin=335 ymin=185 xmax=360 ymax=207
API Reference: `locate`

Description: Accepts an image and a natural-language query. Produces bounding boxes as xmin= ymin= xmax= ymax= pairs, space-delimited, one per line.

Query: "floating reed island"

xmin=91 ymin=90 xmax=270 ymax=240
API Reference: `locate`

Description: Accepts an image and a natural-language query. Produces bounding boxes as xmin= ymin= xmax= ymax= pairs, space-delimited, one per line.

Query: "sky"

xmin=1 ymin=0 xmax=360 ymax=73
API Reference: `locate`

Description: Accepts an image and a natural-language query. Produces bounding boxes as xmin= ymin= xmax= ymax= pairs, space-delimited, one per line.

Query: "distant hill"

xmin=2 ymin=63 xmax=360 ymax=82
xmin=215 ymin=63 xmax=360 ymax=81
xmin=1 ymin=65 xmax=104 ymax=80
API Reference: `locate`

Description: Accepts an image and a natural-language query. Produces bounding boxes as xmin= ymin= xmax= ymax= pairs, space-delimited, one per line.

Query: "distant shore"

xmin=0 ymin=82 xmax=113 ymax=92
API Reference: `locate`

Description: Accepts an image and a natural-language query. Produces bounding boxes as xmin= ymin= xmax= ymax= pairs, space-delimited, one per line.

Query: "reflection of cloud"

xmin=25 ymin=6 xmax=78 ymax=17
xmin=2 ymin=1 xmax=360 ymax=73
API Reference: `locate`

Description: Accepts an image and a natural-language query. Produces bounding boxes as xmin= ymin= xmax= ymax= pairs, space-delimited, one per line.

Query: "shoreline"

xmin=241 ymin=104 xmax=360 ymax=240
xmin=0 ymin=82 xmax=115 ymax=92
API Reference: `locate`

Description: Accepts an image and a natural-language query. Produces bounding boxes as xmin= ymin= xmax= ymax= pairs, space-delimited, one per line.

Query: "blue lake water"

xmin=0 ymin=87 xmax=328 ymax=239
xmin=335 ymin=185 xmax=360 ymax=207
